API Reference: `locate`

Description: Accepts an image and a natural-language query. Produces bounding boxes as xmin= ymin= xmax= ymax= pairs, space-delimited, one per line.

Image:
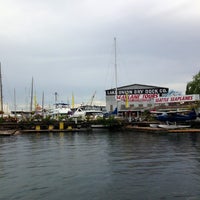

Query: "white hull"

xmin=158 ymin=124 xmax=191 ymax=129
xmin=71 ymin=105 xmax=103 ymax=119
xmin=49 ymin=103 xmax=72 ymax=118
xmin=150 ymin=124 xmax=159 ymax=128
xmin=0 ymin=130 xmax=16 ymax=135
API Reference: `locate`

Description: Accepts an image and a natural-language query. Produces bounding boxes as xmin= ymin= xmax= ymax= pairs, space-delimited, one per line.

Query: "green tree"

xmin=186 ymin=71 xmax=200 ymax=94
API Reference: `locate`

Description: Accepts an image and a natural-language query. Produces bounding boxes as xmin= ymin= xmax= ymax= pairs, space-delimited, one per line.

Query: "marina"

xmin=0 ymin=56 xmax=200 ymax=137
xmin=1 ymin=1 xmax=200 ymax=199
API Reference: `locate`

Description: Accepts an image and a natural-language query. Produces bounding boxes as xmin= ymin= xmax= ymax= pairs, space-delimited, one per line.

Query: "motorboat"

xmin=71 ymin=105 xmax=104 ymax=119
xmin=49 ymin=103 xmax=72 ymax=118
xmin=149 ymin=123 xmax=159 ymax=128
xmin=158 ymin=124 xmax=191 ymax=129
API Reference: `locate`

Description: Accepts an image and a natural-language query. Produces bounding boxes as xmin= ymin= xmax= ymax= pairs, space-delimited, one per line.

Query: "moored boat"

xmin=158 ymin=124 xmax=191 ymax=129
xmin=0 ymin=130 xmax=16 ymax=136
xmin=49 ymin=103 xmax=72 ymax=119
xmin=71 ymin=105 xmax=104 ymax=119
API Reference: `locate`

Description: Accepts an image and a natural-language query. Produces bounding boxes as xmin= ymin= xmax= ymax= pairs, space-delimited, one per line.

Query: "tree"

xmin=186 ymin=71 xmax=200 ymax=94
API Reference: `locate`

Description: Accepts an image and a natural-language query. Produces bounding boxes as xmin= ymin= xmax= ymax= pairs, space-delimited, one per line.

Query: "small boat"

xmin=49 ymin=103 xmax=72 ymax=118
xmin=158 ymin=124 xmax=191 ymax=129
xmin=71 ymin=105 xmax=104 ymax=119
xmin=0 ymin=130 xmax=16 ymax=136
xmin=149 ymin=123 xmax=159 ymax=128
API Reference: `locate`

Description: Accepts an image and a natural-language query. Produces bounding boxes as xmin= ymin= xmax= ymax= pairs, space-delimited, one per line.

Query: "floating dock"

xmin=1 ymin=121 xmax=200 ymax=135
xmin=0 ymin=130 xmax=17 ymax=136
xmin=125 ymin=125 xmax=200 ymax=133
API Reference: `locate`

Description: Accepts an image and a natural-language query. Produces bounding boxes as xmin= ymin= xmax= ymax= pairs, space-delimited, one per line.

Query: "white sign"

xmin=154 ymin=95 xmax=199 ymax=103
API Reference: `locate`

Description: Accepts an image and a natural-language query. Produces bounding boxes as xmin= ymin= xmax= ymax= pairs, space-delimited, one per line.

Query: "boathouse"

xmin=105 ymin=84 xmax=169 ymax=116
xmin=105 ymin=83 xmax=200 ymax=120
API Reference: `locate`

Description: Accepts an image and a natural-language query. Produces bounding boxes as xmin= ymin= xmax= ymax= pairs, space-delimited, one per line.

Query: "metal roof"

xmin=105 ymin=83 xmax=168 ymax=91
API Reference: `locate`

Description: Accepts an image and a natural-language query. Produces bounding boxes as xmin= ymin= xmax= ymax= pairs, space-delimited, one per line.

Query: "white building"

xmin=105 ymin=84 xmax=169 ymax=114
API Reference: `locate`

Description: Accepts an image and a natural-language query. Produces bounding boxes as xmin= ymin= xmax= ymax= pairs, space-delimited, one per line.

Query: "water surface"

xmin=1 ymin=130 xmax=200 ymax=199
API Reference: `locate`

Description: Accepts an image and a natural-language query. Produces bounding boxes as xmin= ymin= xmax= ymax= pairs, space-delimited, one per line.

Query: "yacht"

xmin=49 ymin=103 xmax=72 ymax=118
xmin=71 ymin=105 xmax=104 ymax=119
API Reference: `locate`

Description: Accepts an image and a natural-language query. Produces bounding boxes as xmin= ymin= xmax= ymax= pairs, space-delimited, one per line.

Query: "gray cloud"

xmin=1 ymin=0 xmax=200 ymax=109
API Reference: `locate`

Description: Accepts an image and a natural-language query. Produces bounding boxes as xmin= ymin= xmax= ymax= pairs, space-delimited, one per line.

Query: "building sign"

xmin=117 ymin=94 xmax=159 ymax=102
xmin=106 ymin=88 xmax=169 ymax=96
xmin=154 ymin=95 xmax=200 ymax=103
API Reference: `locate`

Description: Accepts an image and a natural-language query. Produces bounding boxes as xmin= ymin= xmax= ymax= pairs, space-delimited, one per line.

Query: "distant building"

xmin=105 ymin=84 xmax=169 ymax=114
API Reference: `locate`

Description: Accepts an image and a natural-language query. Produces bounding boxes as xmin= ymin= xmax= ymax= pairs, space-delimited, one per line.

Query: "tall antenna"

xmin=0 ymin=63 xmax=3 ymax=117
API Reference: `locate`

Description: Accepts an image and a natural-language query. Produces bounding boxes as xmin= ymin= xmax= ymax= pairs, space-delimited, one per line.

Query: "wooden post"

xmin=59 ymin=122 xmax=64 ymax=130
xmin=48 ymin=125 xmax=54 ymax=130
xmin=35 ymin=125 xmax=40 ymax=131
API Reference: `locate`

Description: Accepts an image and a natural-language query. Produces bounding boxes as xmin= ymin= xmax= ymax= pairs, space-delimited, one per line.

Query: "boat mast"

xmin=55 ymin=92 xmax=58 ymax=105
xmin=14 ymin=88 xmax=16 ymax=118
xmin=42 ymin=91 xmax=44 ymax=117
xmin=114 ymin=37 xmax=118 ymax=114
xmin=30 ymin=77 xmax=33 ymax=113
xmin=0 ymin=63 xmax=3 ymax=117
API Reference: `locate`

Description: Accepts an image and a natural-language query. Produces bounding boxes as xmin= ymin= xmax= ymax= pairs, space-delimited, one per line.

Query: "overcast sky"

xmin=1 ymin=0 xmax=200 ymax=109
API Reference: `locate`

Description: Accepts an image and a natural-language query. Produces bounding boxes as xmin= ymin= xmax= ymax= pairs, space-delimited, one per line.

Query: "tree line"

xmin=186 ymin=71 xmax=200 ymax=95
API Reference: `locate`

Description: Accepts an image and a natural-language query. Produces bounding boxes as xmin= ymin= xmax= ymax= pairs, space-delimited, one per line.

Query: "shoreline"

xmin=1 ymin=120 xmax=200 ymax=136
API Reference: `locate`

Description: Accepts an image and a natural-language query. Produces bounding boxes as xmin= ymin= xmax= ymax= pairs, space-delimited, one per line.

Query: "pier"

xmin=1 ymin=119 xmax=200 ymax=135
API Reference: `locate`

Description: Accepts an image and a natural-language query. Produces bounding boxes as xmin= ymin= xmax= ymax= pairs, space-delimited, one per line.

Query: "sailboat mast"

xmin=114 ymin=37 xmax=118 ymax=100
xmin=14 ymin=88 xmax=17 ymax=118
xmin=42 ymin=91 xmax=44 ymax=117
xmin=0 ymin=63 xmax=3 ymax=117
xmin=30 ymin=77 xmax=33 ymax=113
xmin=114 ymin=37 xmax=118 ymax=115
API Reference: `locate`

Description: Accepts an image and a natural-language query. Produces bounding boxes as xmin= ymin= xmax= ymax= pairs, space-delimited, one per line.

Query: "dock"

xmin=0 ymin=120 xmax=200 ymax=135
xmin=0 ymin=130 xmax=17 ymax=136
xmin=18 ymin=127 xmax=93 ymax=134
xmin=125 ymin=125 xmax=200 ymax=133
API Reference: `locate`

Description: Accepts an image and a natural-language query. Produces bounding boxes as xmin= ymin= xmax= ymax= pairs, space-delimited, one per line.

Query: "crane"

xmin=90 ymin=91 xmax=96 ymax=106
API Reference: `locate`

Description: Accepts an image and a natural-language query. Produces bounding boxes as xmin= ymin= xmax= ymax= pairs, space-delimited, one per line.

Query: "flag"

xmin=72 ymin=92 xmax=74 ymax=109
xmin=125 ymin=93 xmax=129 ymax=108
xmin=34 ymin=92 xmax=37 ymax=111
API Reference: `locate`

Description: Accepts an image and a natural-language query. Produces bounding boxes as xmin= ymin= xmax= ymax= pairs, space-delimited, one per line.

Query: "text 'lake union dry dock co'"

xmin=105 ymin=84 xmax=200 ymax=118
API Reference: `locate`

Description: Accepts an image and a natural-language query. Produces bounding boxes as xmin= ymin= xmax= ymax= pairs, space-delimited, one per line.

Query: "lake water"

xmin=1 ymin=130 xmax=200 ymax=200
